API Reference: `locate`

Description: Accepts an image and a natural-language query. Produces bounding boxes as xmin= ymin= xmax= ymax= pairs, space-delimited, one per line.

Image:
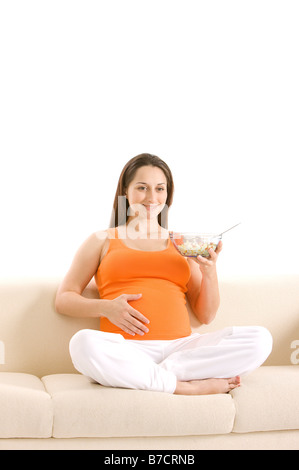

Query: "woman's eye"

xmin=137 ymin=186 xmax=165 ymax=191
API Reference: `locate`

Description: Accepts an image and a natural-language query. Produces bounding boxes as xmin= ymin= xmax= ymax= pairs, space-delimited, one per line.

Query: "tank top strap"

xmin=106 ymin=227 xmax=125 ymax=248
xmin=114 ymin=225 xmax=127 ymax=241
xmin=107 ymin=227 xmax=118 ymax=239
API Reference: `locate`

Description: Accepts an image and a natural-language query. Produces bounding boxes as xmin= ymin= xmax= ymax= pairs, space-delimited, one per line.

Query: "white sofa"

xmin=0 ymin=276 xmax=299 ymax=450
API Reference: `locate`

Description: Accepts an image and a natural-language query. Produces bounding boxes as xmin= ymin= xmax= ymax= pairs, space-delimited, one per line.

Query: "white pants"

xmin=69 ymin=326 xmax=273 ymax=394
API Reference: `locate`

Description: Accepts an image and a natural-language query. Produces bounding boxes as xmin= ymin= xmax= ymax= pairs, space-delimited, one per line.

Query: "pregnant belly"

xmin=100 ymin=281 xmax=191 ymax=340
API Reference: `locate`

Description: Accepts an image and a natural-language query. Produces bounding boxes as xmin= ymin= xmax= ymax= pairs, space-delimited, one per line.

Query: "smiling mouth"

xmin=143 ymin=204 xmax=159 ymax=210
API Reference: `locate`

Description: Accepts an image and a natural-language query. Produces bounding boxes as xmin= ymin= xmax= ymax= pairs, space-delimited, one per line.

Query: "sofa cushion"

xmin=0 ymin=373 xmax=53 ymax=438
xmin=231 ymin=366 xmax=299 ymax=433
xmin=42 ymin=374 xmax=236 ymax=438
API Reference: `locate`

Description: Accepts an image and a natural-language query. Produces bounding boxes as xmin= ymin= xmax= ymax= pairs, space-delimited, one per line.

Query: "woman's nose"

xmin=145 ymin=189 xmax=156 ymax=202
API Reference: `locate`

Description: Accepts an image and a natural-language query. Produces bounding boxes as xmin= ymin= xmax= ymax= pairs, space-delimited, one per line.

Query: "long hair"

xmin=109 ymin=153 xmax=174 ymax=228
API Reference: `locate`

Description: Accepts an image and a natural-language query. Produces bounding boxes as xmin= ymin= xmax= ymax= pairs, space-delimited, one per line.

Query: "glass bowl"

xmin=170 ymin=232 xmax=222 ymax=258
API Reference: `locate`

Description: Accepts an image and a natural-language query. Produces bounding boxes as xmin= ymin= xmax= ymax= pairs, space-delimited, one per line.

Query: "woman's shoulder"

xmin=81 ymin=229 xmax=110 ymax=254
xmin=93 ymin=228 xmax=110 ymax=242
xmin=91 ymin=228 xmax=117 ymax=263
xmin=95 ymin=227 xmax=119 ymax=241
xmin=72 ymin=230 xmax=110 ymax=268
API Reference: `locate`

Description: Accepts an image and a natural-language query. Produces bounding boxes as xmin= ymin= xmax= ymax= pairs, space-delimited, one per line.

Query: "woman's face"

xmin=125 ymin=165 xmax=168 ymax=220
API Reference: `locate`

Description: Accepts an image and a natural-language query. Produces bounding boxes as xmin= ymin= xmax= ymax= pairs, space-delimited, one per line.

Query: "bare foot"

xmin=174 ymin=376 xmax=241 ymax=395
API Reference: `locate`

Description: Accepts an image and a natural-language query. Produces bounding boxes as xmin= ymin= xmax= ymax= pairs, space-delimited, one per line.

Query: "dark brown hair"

xmin=109 ymin=153 xmax=174 ymax=228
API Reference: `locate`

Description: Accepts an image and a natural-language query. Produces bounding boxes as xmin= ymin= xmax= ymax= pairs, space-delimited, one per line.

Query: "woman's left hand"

xmin=194 ymin=241 xmax=223 ymax=273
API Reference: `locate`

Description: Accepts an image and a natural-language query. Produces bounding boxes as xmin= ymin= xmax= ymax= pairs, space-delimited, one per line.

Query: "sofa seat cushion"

xmin=0 ymin=373 xmax=53 ymax=438
xmin=42 ymin=374 xmax=236 ymax=438
xmin=231 ymin=366 xmax=299 ymax=433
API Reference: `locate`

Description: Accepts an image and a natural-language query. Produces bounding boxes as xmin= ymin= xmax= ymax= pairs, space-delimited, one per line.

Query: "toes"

xmin=229 ymin=382 xmax=240 ymax=390
xmin=228 ymin=376 xmax=241 ymax=385
xmin=226 ymin=376 xmax=241 ymax=391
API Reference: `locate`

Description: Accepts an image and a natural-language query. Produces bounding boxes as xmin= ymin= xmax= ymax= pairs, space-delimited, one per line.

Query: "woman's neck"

xmin=123 ymin=216 xmax=166 ymax=239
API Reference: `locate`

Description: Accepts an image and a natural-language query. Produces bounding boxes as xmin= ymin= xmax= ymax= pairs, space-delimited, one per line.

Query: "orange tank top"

xmin=95 ymin=228 xmax=192 ymax=340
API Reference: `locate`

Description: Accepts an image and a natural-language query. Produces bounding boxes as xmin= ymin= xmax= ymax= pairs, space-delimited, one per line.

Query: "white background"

xmin=1 ymin=0 xmax=298 ymax=280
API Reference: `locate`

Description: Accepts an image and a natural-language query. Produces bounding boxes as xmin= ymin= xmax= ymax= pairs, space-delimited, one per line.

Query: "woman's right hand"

xmin=105 ymin=293 xmax=150 ymax=337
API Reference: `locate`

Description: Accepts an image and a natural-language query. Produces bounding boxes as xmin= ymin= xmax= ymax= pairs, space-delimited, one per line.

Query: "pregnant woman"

xmin=55 ymin=153 xmax=272 ymax=395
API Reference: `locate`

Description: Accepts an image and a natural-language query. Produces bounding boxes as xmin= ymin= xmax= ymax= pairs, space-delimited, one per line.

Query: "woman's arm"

xmin=55 ymin=231 xmax=110 ymax=318
xmin=55 ymin=231 xmax=150 ymax=336
xmin=186 ymin=241 xmax=222 ymax=324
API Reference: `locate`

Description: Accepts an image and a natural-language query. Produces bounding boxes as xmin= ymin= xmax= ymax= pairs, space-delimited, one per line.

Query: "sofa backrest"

xmin=0 ymin=280 xmax=99 ymax=377
xmin=196 ymin=275 xmax=299 ymax=368
xmin=0 ymin=276 xmax=298 ymax=377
